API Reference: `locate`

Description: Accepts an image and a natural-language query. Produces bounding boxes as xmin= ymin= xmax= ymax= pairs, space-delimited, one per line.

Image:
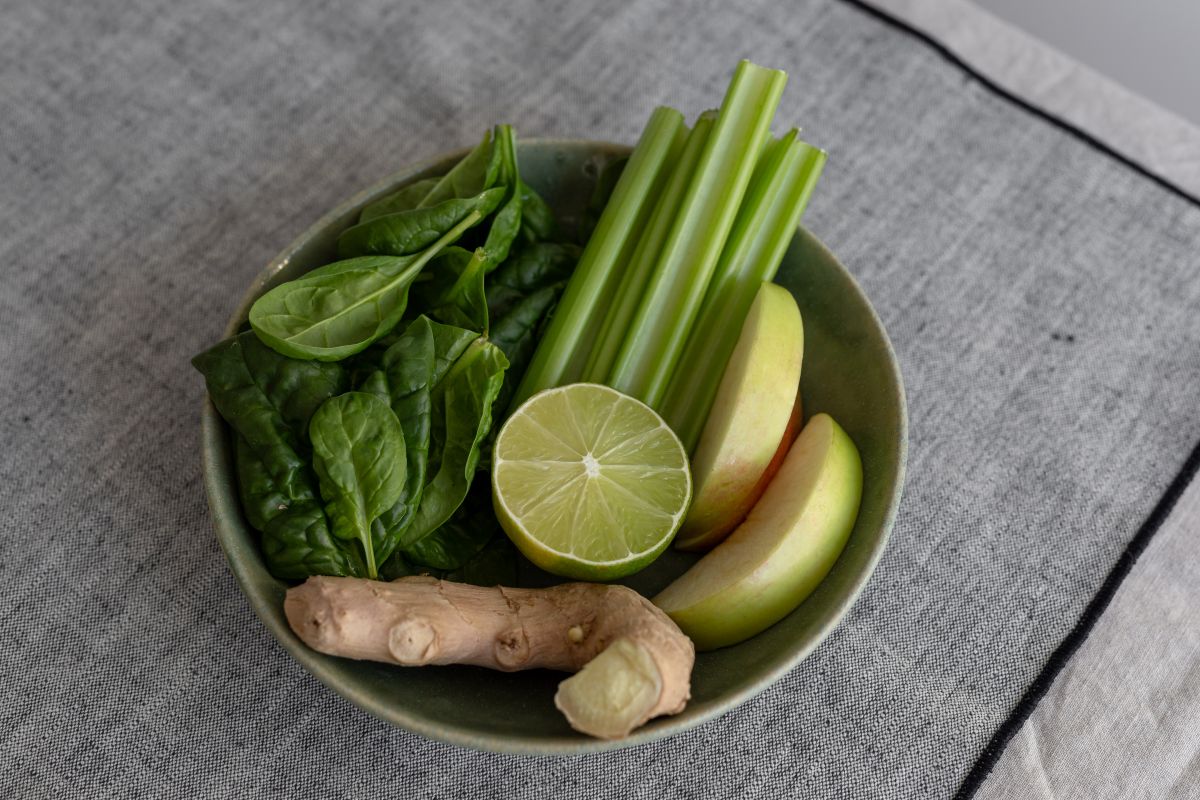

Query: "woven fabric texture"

xmin=2 ymin=0 xmax=1199 ymax=797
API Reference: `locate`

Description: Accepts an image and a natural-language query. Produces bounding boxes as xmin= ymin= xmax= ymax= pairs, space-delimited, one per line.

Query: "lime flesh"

xmin=491 ymin=383 xmax=691 ymax=580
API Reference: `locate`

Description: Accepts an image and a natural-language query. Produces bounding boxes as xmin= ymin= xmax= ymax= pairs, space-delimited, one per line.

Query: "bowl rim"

xmin=200 ymin=138 xmax=908 ymax=755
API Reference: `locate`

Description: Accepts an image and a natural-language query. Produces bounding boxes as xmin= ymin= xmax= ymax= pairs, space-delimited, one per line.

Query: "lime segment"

xmin=492 ymin=383 xmax=691 ymax=580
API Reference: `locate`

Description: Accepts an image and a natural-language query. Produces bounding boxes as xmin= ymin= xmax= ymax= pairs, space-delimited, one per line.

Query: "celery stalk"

xmin=607 ymin=61 xmax=787 ymax=407
xmin=582 ymin=111 xmax=717 ymax=383
xmin=510 ymin=106 xmax=686 ymax=408
xmin=661 ymin=130 xmax=827 ymax=451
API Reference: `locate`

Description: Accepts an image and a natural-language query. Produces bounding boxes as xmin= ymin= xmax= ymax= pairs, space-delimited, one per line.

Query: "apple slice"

xmin=675 ymin=283 xmax=803 ymax=552
xmin=654 ymin=413 xmax=862 ymax=651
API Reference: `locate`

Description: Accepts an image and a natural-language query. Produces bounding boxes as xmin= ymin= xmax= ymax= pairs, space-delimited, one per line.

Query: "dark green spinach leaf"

xmin=359 ymin=316 xmax=477 ymax=560
xmin=411 ymin=247 xmax=489 ymax=333
xmin=249 ymin=211 xmax=483 ymax=362
xmin=489 ymin=285 xmax=561 ymax=414
xmin=357 ymin=128 xmax=503 ymax=227
xmin=484 ymin=241 xmax=578 ymax=318
xmin=444 ymin=533 xmax=519 ymax=587
xmin=378 ymin=521 xmax=517 ymax=586
xmin=385 ymin=481 xmax=519 ymax=583
xmin=478 ymin=126 xmax=522 ymax=272
xmin=518 ymin=180 xmax=558 ymax=243
xmin=400 ymin=338 xmax=507 ymax=549
xmin=262 ymin=500 xmax=367 ymax=579
xmin=402 ymin=500 xmax=494 ymax=570
xmin=195 ymin=123 xmax=582 ymax=585
xmin=483 ymin=242 xmax=578 ymax=412
xmin=234 ymin=435 xmax=291 ymax=532
xmin=193 ymin=333 xmax=343 ymax=501
xmin=405 ymin=484 xmax=507 ymax=572
xmin=309 ymin=392 xmax=408 ymax=579
xmin=336 ymin=187 xmax=505 ymax=259
xmin=419 ymin=129 xmax=504 ymax=208
xmin=193 ymin=333 xmax=362 ymax=578
xmin=358 ymin=177 xmax=441 ymax=224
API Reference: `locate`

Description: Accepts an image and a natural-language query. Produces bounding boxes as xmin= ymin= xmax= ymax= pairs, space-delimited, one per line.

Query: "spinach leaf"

xmin=342 ymin=342 xmax=389 ymax=388
xmin=377 ymin=550 xmax=420 ymax=581
xmin=238 ymin=331 xmax=349 ymax=433
xmin=262 ymin=500 xmax=367 ymax=579
xmin=518 ymin=180 xmax=558 ymax=243
xmin=234 ymin=435 xmax=291 ymax=531
xmin=193 ymin=334 xmax=362 ymax=579
xmin=483 ymin=242 xmax=578 ymax=412
xmin=400 ymin=338 xmax=507 ymax=549
xmin=357 ymin=128 xmax=504 ymax=226
xmin=478 ymin=126 xmax=522 ymax=272
xmin=240 ymin=439 xmax=366 ymax=578
xmin=403 ymin=511 xmax=492 ymax=570
xmin=445 ymin=533 xmax=519 ymax=587
xmin=484 ymin=241 xmax=579 ymax=318
xmin=359 ymin=317 xmax=476 ymax=562
xmin=361 ymin=128 xmax=503 ymax=221
xmin=404 ymin=485 xmax=499 ymax=570
xmin=193 ymin=333 xmax=344 ymax=500
xmin=353 ymin=128 xmax=530 ymax=269
xmin=489 ymin=285 xmax=561 ymax=414
xmin=309 ymin=392 xmax=408 ymax=579
xmin=383 ymin=481 xmax=519 ymax=584
xmin=249 ymin=210 xmax=483 ymax=362
xmin=357 ymin=128 xmax=504 ymax=230
xmin=412 ymin=247 xmax=489 ymax=333
xmin=377 ymin=524 xmax=517 ymax=586
xmin=358 ymin=177 xmax=441 ymax=224
xmin=420 ymin=128 xmax=504 ymax=208
xmin=336 ymin=187 xmax=505 ymax=259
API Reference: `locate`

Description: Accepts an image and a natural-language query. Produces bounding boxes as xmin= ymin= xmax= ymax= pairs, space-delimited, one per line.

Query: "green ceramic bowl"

xmin=200 ymin=140 xmax=907 ymax=754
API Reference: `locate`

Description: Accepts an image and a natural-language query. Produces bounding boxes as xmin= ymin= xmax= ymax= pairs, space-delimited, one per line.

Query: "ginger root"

xmin=284 ymin=575 xmax=695 ymax=739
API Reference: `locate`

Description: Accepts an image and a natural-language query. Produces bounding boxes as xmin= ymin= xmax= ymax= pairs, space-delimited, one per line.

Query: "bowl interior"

xmin=201 ymin=140 xmax=907 ymax=754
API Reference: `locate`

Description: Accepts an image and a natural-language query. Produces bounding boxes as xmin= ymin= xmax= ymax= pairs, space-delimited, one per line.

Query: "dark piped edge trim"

xmin=834 ymin=1 xmax=1200 ymax=794
xmin=953 ymin=438 xmax=1200 ymax=796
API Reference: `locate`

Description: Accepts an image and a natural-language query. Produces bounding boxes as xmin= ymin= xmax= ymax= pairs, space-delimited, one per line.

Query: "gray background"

xmin=976 ymin=0 xmax=1200 ymax=125
xmin=3 ymin=0 xmax=1199 ymax=797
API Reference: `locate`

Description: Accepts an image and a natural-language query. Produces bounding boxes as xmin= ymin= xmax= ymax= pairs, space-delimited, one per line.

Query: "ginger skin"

xmin=285 ymin=575 xmax=695 ymax=738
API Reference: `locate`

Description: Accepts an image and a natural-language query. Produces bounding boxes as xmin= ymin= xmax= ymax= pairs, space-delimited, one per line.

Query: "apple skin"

xmin=676 ymin=389 xmax=802 ymax=552
xmin=653 ymin=413 xmax=862 ymax=651
xmin=675 ymin=283 xmax=803 ymax=551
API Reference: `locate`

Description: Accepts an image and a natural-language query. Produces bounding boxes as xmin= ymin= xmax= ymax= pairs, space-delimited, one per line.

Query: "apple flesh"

xmin=675 ymin=283 xmax=803 ymax=552
xmin=654 ymin=413 xmax=862 ymax=651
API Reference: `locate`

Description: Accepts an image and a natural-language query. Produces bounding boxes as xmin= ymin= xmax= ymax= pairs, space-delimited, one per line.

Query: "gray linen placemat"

xmin=866 ymin=0 xmax=1200 ymax=200
xmin=861 ymin=2 xmax=1200 ymax=795
xmin=3 ymin=0 xmax=1199 ymax=797
xmin=977 ymin=481 xmax=1200 ymax=799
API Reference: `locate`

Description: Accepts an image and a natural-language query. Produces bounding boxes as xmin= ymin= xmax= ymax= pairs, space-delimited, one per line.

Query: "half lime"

xmin=492 ymin=383 xmax=692 ymax=580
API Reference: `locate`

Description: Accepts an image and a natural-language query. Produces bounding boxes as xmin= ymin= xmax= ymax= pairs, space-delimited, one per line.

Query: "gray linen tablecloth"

xmin=3 ymin=1 xmax=1199 ymax=797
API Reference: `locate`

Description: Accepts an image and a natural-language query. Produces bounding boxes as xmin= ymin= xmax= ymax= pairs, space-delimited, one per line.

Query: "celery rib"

xmin=582 ymin=111 xmax=717 ymax=384
xmin=661 ymin=130 xmax=827 ymax=451
xmin=606 ymin=61 xmax=787 ymax=408
xmin=510 ymin=106 xmax=685 ymax=409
